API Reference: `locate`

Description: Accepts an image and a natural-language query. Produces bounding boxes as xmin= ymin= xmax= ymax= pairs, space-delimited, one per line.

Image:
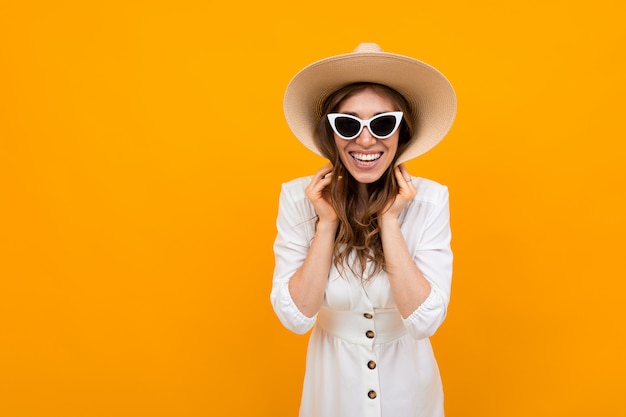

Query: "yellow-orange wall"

xmin=1 ymin=1 xmax=625 ymax=416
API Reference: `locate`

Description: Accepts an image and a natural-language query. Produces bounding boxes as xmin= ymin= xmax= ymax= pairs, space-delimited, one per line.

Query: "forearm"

xmin=380 ymin=216 xmax=431 ymax=318
xmin=288 ymin=220 xmax=337 ymax=317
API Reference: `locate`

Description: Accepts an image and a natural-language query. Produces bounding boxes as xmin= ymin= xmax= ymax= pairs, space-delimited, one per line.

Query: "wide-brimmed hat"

xmin=283 ymin=43 xmax=456 ymax=164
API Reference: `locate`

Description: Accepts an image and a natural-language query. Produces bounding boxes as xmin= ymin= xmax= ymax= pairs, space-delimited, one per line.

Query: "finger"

xmin=397 ymin=164 xmax=412 ymax=184
xmin=307 ymin=165 xmax=335 ymax=196
xmin=392 ymin=165 xmax=402 ymax=182
xmin=393 ymin=166 xmax=409 ymax=187
xmin=316 ymin=174 xmax=333 ymax=190
xmin=313 ymin=163 xmax=334 ymax=182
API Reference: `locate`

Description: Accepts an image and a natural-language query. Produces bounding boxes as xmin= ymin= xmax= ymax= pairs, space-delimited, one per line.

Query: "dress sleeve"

xmin=270 ymin=180 xmax=318 ymax=334
xmin=402 ymin=184 xmax=453 ymax=340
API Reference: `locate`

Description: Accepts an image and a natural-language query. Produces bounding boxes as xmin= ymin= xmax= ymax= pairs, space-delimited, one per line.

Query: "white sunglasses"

xmin=327 ymin=111 xmax=403 ymax=140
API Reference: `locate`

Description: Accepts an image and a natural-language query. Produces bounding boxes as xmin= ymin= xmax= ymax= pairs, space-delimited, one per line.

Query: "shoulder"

xmin=277 ymin=176 xmax=316 ymax=224
xmin=279 ymin=176 xmax=314 ymax=207
xmin=280 ymin=176 xmax=313 ymax=196
xmin=411 ymin=177 xmax=449 ymax=205
xmin=401 ymin=177 xmax=451 ymax=237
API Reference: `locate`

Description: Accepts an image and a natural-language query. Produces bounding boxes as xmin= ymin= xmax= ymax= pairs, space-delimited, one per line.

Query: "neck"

xmin=356 ymin=182 xmax=368 ymax=199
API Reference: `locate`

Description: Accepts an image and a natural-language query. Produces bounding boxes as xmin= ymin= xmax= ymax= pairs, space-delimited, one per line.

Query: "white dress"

xmin=271 ymin=176 xmax=453 ymax=417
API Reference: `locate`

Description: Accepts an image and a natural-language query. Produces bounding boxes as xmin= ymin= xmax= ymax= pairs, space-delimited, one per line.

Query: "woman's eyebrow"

xmin=336 ymin=111 xmax=390 ymax=117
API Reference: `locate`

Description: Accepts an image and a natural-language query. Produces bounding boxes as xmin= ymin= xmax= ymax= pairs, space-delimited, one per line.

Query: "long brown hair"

xmin=314 ymin=83 xmax=415 ymax=281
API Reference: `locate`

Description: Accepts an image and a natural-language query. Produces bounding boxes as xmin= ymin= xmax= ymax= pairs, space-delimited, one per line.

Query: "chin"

xmin=347 ymin=169 xmax=387 ymax=184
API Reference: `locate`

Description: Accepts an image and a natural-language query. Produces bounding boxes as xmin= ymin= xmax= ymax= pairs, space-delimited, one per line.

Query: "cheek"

xmin=333 ymin=139 xmax=354 ymax=167
xmin=391 ymin=133 xmax=400 ymax=153
xmin=333 ymin=135 xmax=348 ymax=165
xmin=333 ymin=137 xmax=348 ymax=154
xmin=386 ymin=136 xmax=399 ymax=155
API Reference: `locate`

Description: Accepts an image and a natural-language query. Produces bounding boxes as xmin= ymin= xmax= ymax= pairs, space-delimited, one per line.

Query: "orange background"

xmin=1 ymin=1 xmax=625 ymax=416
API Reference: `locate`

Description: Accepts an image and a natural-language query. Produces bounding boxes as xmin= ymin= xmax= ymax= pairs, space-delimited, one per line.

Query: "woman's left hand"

xmin=381 ymin=164 xmax=416 ymax=220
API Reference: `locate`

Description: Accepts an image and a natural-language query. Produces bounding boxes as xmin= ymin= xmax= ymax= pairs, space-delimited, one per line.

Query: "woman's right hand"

xmin=288 ymin=164 xmax=339 ymax=318
xmin=305 ymin=163 xmax=339 ymax=225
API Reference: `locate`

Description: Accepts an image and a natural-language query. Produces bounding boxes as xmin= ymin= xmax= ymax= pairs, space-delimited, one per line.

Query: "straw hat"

xmin=283 ymin=43 xmax=456 ymax=164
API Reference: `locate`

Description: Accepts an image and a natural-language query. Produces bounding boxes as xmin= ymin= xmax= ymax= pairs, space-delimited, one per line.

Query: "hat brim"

xmin=284 ymin=48 xmax=456 ymax=164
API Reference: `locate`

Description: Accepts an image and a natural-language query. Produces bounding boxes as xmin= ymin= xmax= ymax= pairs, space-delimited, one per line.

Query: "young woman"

xmin=271 ymin=43 xmax=457 ymax=417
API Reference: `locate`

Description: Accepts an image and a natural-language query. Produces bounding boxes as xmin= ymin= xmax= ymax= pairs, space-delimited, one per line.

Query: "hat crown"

xmin=353 ymin=42 xmax=382 ymax=53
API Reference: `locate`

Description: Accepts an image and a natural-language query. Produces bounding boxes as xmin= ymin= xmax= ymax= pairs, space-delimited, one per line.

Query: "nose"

xmin=354 ymin=126 xmax=377 ymax=147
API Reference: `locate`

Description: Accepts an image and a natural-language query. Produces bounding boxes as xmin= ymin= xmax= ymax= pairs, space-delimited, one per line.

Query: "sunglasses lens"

xmin=334 ymin=117 xmax=361 ymax=138
xmin=370 ymin=115 xmax=398 ymax=137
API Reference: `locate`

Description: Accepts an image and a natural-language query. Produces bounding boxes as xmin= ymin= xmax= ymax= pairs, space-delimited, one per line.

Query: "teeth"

xmin=351 ymin=153 xmax=382 ymax=161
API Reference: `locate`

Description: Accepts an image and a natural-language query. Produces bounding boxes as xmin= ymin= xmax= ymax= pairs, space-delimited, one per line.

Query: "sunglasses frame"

xmin=327 ymin=111 xmax=403 ymax=140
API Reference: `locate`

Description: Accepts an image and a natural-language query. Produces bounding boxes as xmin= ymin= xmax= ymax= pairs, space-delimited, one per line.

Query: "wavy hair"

xmin=313 ymin=83 xmax=414 ymax=281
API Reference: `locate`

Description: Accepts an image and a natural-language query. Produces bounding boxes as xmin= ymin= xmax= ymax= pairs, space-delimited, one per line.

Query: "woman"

xmin=271 ymin=43 xmax=457 ymax=417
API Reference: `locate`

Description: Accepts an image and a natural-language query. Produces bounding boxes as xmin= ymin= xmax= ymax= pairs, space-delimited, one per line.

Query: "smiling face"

xmin=332 ymin=88 xmax=400 ymax=184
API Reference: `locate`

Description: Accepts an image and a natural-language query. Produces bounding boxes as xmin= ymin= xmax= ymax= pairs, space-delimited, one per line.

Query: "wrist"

xmin=379 ymin=213 xmax=400 ymax=228
xmin=316 ymin=219 xmax=339 ymax=233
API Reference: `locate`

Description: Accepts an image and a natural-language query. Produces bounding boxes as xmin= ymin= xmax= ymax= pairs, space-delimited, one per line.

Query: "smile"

xmin=350 ymin=152 xmax=382 ymax=163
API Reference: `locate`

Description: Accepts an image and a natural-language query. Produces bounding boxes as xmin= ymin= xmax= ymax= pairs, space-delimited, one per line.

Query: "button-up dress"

xmin=271 ymin=176 xmax=453 ymax=417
